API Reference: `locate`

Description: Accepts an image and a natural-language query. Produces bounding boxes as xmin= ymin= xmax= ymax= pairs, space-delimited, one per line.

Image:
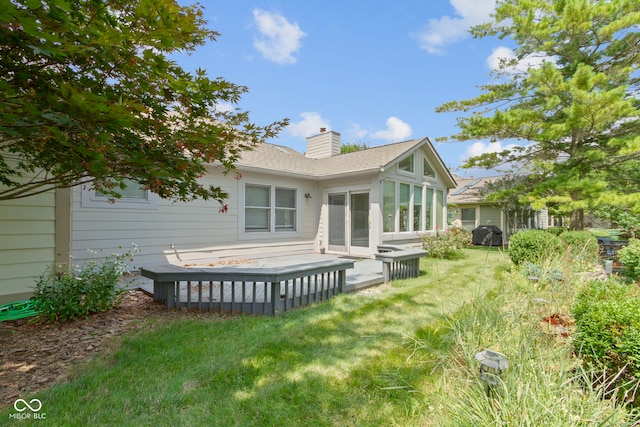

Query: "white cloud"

xmin=252 ymin=9 xmax=306 ymax=64
xmin=486 ymin=46 xmax=553 ymax=74
xmin=371 ymin=117 xmax=412 ymax=142
xmin=417 ymin=0 xmax=495 ymax=54
xmin=462 ymin=140 xmax=520 ymax=163
xmin=344 ymin=122 xmax=368 ymax=142
xmin=214 ymin=102 xmax=234 ymax=113
xmin=286 ymin=112 xmax=330 ymax=137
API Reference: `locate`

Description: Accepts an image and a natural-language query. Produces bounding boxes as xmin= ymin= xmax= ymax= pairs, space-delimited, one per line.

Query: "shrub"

xmin=32 ymin=245 xmax=138 ymax=321
xmin=573 ymin=279 xmax=640 ymax=406
xmin=507 ymin=230 xmax=564 ymax=265
xmin=559 ymin=230 xmax=599 ymax=265
xmin=618 ymin=239 xmax=640 ymax=281
xmin=421 ymin=227 xmax=470 ymax=259
xmin=546 ymin=227 xmax=567 ymax=236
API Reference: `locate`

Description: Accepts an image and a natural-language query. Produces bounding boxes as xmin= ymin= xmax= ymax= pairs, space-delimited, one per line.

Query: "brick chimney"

xmin=305 ymin=129 xmax=341 ymax=158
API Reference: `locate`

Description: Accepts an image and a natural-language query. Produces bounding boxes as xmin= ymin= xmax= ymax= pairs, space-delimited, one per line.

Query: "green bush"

xmin=559 ymin=230 xmax=599 ymax=264
xmin=618 ymin=238 xmax=640 ymax=281
xmin=31 ymin=245 xmax=138 ymax=321
xmin=507 ymin=230 xmax=564 ymax=265
xmin=546 ymin=227 xmax=567 ymax=236
xmin=421 ymin=227 xmax=470 ymax=259
xmin=573 ymin=279 xmax=640 ymax=406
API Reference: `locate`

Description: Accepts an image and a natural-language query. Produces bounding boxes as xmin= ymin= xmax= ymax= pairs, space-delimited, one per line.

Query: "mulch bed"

xmin=0 ymin=290 xmax=195 ymax=407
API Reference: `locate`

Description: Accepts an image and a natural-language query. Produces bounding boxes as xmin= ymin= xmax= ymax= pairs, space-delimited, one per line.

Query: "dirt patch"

xmin=0 ymin=289 xmax=223 ymax=408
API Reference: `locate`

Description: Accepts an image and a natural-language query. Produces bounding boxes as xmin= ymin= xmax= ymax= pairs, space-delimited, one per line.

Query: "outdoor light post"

xmin=475 ymin=349 xmax=509 ymax=396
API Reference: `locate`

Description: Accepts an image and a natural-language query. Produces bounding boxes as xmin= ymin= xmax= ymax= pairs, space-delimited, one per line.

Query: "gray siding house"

xmin=0 ymin=130 xmax=456 ymax=303
xmin=448 ymin=175 xmax=548 ymax=240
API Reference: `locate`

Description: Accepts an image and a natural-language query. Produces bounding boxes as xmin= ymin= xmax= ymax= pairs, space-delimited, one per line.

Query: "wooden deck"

xmin=137 ymin=256 xmax=381 ymax=315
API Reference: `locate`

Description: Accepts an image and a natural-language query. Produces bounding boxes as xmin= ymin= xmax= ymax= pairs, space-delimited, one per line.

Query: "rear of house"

xmin=1 ymin=130 xmax=456 ymax=302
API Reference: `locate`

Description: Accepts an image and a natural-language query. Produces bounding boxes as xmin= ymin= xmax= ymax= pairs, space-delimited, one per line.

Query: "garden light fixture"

xmin=475 ymin=349 xmax=509 ymax=387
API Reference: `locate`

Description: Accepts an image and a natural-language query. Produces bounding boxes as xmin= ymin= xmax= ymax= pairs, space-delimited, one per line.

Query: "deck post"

xmin=338 ymin=270 xmax=346 ymax=293
xmin=271 ymin=282 xmax=284 ymax=315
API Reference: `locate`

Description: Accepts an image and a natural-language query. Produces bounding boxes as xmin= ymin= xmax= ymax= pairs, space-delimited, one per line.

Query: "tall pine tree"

xmin=437 ymin=0 xmax=640 ymax=229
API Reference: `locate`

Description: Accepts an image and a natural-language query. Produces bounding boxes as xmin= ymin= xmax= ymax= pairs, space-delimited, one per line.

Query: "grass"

xmin=2 ymin=249 xmax=502 ymax=426
xmin=3 ymin=247 xmax=637 ymax=426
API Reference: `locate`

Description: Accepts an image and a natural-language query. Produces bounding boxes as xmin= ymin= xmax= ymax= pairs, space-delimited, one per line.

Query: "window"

xmin=82 ymin=178 xmax=157 ymax=209
xmin=398 ymin=154 xmax=414 ymax=173
xmin=413 ymin=185 xmax=423 ymax=231
xmin=383 ymin=180 xmax=396 ymax=232
xmin=245 ymin=185 xmax=270 ymax=232
xmin=383 ymin=181 xmax=444 ymax=233
xmin=95 ymin=179 xmax=148 ymax=200
xmin=461 ymin=208 xmax=476 ymax=221
xmin=244 ymin=184 xmax=297 ymax=233
xmin=425 ymin=188 xmax=433 ymax=230
xmin=275 ymin=187 xmax=296 ymax=231
xmin=423 ymin=158 xmax=435 ymax=179
xmin=436 ymin=189 xmax=444 ymax=229
xmin=399 ymin=183 xmax=410 ymax=232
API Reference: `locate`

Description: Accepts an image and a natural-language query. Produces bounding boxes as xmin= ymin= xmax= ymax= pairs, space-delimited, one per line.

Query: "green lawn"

xmin=2 ymin=249 xmax=507 ymax=426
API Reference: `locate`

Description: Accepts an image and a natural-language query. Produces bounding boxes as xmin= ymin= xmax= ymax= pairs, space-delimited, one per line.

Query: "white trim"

xmin=80 ymin=185 xmax=158 ymax=210
xmin=396 ymin=153 xmax=416 ymax=177
xmin=238 ymin=181 xmax=303 ymax=240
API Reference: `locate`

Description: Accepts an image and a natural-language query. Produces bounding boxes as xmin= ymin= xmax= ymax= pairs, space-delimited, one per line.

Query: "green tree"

xmin=0 ymin=0 xmax=286 ymax=202
xmin=436 ymin=0 xmax=640 ymax=229
xmin=340 ymin=141 xmax=370 ymax=154
xmin=479 ymin=174 xmax=539 ymax=236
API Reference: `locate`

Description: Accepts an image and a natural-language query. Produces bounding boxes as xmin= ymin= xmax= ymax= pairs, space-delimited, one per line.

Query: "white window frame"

xmin=240 ymin=182 xmax=301 ymax=239
xmin=382 ymin=180 xmax=444 ymax=235
xmin=423 ymin=157 xmax=436 ymax=180
xmin=397 ymin=154 xmax=415 ymax=176
xmin=81 ymin=180 xmax=158 ymax=210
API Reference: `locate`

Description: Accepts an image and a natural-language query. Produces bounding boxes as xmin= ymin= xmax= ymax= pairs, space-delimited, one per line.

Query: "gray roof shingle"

xmin=237 ymin=138 xmax=457 ymax=187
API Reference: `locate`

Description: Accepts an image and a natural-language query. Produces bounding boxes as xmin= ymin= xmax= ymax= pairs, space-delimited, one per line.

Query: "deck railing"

xmin=140 ymin=259 xmax=354 ymax=315
xmin=374 ymin=248 xmax=428 ymax=283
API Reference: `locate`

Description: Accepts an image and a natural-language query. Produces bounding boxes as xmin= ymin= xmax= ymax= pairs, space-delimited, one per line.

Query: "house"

xmin=448 ymin=174 xmax=548 ymax=240
xmin=0 ymin=130 xmax=456 ymax=303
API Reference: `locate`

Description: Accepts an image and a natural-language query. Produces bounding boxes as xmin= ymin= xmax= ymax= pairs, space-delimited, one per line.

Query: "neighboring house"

xmin=448 ymin=175 xmax=548 ymax=239
xmin=0 ymin=130 xmax=456 ymax=303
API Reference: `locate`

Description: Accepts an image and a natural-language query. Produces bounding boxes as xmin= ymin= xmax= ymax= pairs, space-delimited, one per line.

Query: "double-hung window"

xmin=245 ymin=184 xmax=297 ymax=233
xmin=275 ymin=188 xmax=296 ymax=231
xmin=245 ymin=185 xmax=270 ymax=232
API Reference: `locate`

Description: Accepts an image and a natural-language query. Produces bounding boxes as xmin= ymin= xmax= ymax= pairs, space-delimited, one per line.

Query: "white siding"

xmin=479 ymin=205 xmax=502 ymax=227
xmin=0 ymin=191 xmax=56 ymax=303
xmin=71 ymin=167 xmax=317 ymax=269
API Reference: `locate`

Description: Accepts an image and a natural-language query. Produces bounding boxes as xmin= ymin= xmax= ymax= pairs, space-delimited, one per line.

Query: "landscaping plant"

xmin=572 ymin=279 xmax=640 ymax=406
xmin=421 ymin=226 xmax=470 ymax=259
xmin=618 ymin=238 xmax=640 ymax=281
xmin=559 ymin=231 xmax=600 ymax=266
xmin=31 ymin=245 xmax=139 ymax=321
xmin=507 ymin=229 xmax=564 ymax=265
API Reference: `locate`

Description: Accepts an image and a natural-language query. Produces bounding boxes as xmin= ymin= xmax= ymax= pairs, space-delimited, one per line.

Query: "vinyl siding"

xmin=479 ymin=205 xmax=502 ymax=227
xmin=0 ymin=191 xmax=56 ymax=303
xmin=71 ymin=167 xmax=316 ymax=269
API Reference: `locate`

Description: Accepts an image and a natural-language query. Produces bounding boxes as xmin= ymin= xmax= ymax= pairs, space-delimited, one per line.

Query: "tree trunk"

xmin=569 ymin=209 xmax=584 ymax=230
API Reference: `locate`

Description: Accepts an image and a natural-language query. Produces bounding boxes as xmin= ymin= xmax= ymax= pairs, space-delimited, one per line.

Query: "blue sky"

xmin=175 ymin=0 xmax=517 ymax=177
